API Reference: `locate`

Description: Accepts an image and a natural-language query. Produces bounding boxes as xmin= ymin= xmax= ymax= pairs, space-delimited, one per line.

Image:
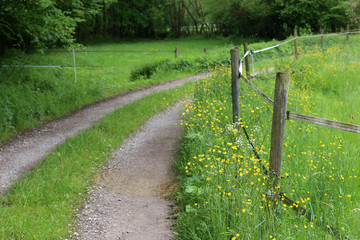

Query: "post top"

xmin=276 ymin=72 xmax=289 ymax=75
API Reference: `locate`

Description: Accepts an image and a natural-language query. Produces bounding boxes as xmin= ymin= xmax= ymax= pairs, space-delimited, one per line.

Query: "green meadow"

xmin=175 ymin=34 xmax=360 ymax=239
xmin=0 ymin=34 xmax=359 ymax=239
xmin=0 ymin=38 xmax=234 ymax=142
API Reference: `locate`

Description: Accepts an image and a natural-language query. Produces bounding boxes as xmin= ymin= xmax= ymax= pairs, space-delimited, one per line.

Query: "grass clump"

xmin=0 ymin=83 xmax=193 ymax=239
xmin=130 ymin=51 xmax=230 ymax=81
xmin=175 ymin=39 xmax=359 ymax=239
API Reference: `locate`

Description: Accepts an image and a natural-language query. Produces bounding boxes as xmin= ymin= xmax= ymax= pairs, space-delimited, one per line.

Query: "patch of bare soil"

xmin=0 ymin=74 xmax=205 ymax=195
xmin=75 ymin=103 xmax=185 ymax=240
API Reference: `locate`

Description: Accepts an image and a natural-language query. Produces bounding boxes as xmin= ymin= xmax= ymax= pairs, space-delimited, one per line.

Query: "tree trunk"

xmin=182 ymin=0 xmax=198 ymax=35
xmin=103 ymin=1 xmax=106 ymax=39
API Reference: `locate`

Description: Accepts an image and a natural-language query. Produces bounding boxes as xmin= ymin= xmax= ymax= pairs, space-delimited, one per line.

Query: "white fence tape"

xmin=298 ymin=34 xmax=323 ymax=39
xmin=278 ymin=38 xmax=296 ymax=46
xmin=239 ymin=50 xmax=251 ymax=75
xmin=239 ymin=38 xmax=297 ymax=74
xmin=238 ymin=30 xmax=360 ymax=75
xmin=253 ymin=44 xmax=280 ymax=54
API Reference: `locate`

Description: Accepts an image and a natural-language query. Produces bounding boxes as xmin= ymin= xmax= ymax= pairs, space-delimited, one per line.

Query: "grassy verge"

xmin=175 ymin=38 xmax=360 ymax=239
xmin=0 ymin=82 xmax=193 ymax=239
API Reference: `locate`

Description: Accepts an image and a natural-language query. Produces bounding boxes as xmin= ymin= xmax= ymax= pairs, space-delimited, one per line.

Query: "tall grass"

xmin=175 ymin=36 xmax=360 ymax=239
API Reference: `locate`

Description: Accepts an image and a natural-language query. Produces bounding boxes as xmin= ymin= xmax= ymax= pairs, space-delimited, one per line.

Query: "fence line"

xmin=0 ymin=65 xmax=105 ymax=68
xmin=233 ymin=73 xmax=341 ymax=238
xmin=230 ymin=28 xmax=359 ymax=237
xmin=240 ymin=73 xmax=360 ymax=134
xmin=240 ymin=74 xmax=274 ymax=106
xmin=297 ymin=31 xmax=359 ymax=39
xmin=287 ymin=111 xmax=360 ymax=134
xmin=1 ymin=47 xmax=218 ymax=68
xmin=46 ymin=49 xmax=217 ymax=53
xmin=0 ymin=65 xmax=62 ymax=68
xmin=236 ymin=71 xmax=357 ymax=239
xmin=238 ymin=27 xmax=360 ymax=75
xmin=235 ymin=26 xmax=360 ymax=135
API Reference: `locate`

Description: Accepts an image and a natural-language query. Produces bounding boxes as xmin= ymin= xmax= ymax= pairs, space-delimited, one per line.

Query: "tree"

xmin=75 ymin=0 xmax=169 ymax=40
xmin=200 ymin=0 xmax=272 ymax=37
xmin=270 ymin=0 xmax=354 ymax=36
xmin=0 ymin=0 xmax=103 ymax=53
xmin=350 ymin=0 xmax=360 ymax=27
xmin=199 ymin=0 xmax=354 ymax=39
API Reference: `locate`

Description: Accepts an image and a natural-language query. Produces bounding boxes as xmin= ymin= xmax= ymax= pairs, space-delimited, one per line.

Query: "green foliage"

xmin=0 ymin=0 xmax=103 ymax=51
xmin=130 ymin=50 xmax=230 ymax=81
xmin=1 ymin=0 xmax=357 ymax=50
xmin=76 ymin=0 xmax=169 ymax=40
xmin=271 ymin=0 xmax=354 ymax=36
xmin=200 ymin=0 xmax=355 ymax=39
xmin=130 ymin=59 xmax=173 ymax=81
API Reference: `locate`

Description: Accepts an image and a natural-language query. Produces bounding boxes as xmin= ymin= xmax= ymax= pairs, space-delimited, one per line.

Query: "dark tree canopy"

xmin=0 ymin=0 xmax=102 ymax=52
xmin=0 ymin=0 xmax=358 ymax=51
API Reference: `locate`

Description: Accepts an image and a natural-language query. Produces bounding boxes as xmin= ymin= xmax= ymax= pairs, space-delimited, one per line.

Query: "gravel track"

xmin=76 ymin=103 xmax=185 ymax=239
xmin=0 ymin=74 xmax=205 ymax=195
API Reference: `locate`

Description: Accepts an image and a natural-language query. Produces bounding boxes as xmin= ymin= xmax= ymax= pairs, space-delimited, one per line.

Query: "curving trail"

xmin=0 ymin=74 xmax=206 ymax=195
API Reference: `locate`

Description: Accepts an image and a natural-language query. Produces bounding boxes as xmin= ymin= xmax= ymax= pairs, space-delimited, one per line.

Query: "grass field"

xmin=0 ymin=38 xmax=235 ymax=142
xmin=175 ymin=34 xmax=360 ymax=239
xmin=0 ymin=34 xmax=359 ymax=239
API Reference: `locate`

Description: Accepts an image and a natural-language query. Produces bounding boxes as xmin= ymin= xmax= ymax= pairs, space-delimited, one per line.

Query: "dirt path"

xmin=0 ymin=74 xmax=205 ymax=195
xmin=76 ymin=103 xmax=184 ymax=239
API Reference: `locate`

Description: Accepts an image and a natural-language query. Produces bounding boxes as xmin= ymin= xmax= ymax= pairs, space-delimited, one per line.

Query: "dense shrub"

xmin=130 ymin=50 xmax=230 ymax=81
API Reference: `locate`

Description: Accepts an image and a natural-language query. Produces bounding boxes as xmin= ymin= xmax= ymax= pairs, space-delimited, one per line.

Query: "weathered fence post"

xmin=243 ymin=42 xmax=250 ymax=77
xmin=347 ymin=24 xmax=350 ymax=42
xmin=204 ymin=48 xmax=207 ymax=54
xmin=294 ymin=28 xmax=298 ymax=60
xmin=230 ymin=47 xmax=240 ymax=123
xmin=175 ymin=46 xmax=178 ymax=58
xmin=72 ymin=47 xmax=77 ymax=83
xmin=321 ymin=28 xmax=324 ymax=52
xmin=269 ymin=72 xmax=290 ymax=200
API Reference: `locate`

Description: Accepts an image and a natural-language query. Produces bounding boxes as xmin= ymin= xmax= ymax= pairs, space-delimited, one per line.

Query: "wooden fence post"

xmin=204 ymin=48 xmax=207 ymax=54
xmin=321 ymin=28 xmax=324 ymax=52
xmin=175 ymin=46 xmax=178 ymax=58
xmin=294 ymin=28 xmax=298 ymax=60
xmin=243 ymin=42 xmax=250 ymax=77
xmin=347 ymin=24 xmax=350 ymax=42
xmin=269 ymin=72 xmax=290 ymax=200
xmin=230 ymin=47 xmax=240 ymax=123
